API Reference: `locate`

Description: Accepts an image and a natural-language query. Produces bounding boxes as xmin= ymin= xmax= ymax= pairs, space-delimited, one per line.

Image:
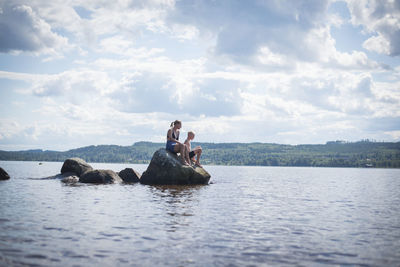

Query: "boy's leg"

xmin=179 ymin=144 xmax=190 ymax=165
xmin=195 ymin=147 xmax=202 ymax=166
xmin=188 ymin=151 xmax=195 ymax=161
xmin=185 ymin=146 xmax=191 ymax=165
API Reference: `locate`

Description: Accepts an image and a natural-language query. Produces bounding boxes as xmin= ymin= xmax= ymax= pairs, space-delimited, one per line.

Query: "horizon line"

xmin=1 ymin=139 xmax=398 ymax=152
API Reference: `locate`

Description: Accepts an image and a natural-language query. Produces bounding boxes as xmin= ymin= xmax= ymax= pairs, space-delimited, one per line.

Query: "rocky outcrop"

xmin=56 ymin=153 xmax=210 ymax=185
xmin=118 ymin=168 xmax=141 ymax=183
xmin=0 ymin=167 xmax=10 ymax=180
xmin=61 ymin=158 xmax=93 ymax=177
xmin=140 ymin=148 xmax=211 ymax=185
xmin=59 ymin=158 xmax=123 ymax=184
xmin=79 ymin=169 xmax=122 ymax=184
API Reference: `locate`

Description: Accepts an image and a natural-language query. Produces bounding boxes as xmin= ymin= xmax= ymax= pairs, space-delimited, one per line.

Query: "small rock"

xmin=55 ymin=172 xmax=80 ymax=183
xmin=61 ymin=158 xmax=93 ymax=177
xmin=79 ymin=169 xmax=122 ymax=184
xmin=0 ymin=167 xmax=10 ymax=180
xmin=118 ymin=168 xmax=141 ymax=183
xmin=61 ymin=176 xmax=80 ymax=183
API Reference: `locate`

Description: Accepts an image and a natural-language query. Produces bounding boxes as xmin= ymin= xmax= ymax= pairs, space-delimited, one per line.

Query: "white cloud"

xmin=0 ymin=70 xmax=48 ymax=81
xmin=385 ymin=130 xmax=400 ymax=140
xmin=362 ymin=33 xmax=391 ymax=55
xmin=27 ymin=69 xmax=118 ymax=101
xmin=167 ymin=0 xmax=331 ymax=64
xmin=0 ymin=119 xmax=23 ymax=139
xmin=256 ymin=46 xmax=289 ymax=67
xmin=305 ymin=26 xmax=381 ymax=69
xmin=0 ymin=0 xmax=175 ymax=57
xmin=1 ymin=0 xmax=400 ymax=150
xmin=346 ymin=0 xmax=400 ymax=56
xmin=98 ymin=35 xmax=165 ymax=57
xmin=0 ymin=2 xmax=69 ymax=56
xmin=166 ymin=0 xmax=386 ymax=72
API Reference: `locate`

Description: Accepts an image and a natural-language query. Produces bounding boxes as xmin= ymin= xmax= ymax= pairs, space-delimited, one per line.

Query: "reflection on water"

xmin=150 ymin=185 xmax=205 ymax=232
xmin=0 ymin=161 xmax=400 ymax=266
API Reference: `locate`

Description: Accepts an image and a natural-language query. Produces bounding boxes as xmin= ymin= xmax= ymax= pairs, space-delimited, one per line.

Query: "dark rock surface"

xmin=118 ymin=168 xmax=141 ymax=183
xmin=61 ymin=158 xmax=93 ymax=177
xmin=79 ymin=169 xmax=122 ymax=184
xmin=0 ymin=167 xmax=10 ymax=180
xmin=140 ymin=148 xmax=211 ymax=185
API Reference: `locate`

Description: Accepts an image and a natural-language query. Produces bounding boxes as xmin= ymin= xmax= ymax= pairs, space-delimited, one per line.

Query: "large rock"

xmin=0 ymin=167 xmax=10 ymax=180
xmin=61 ymin=158 xmax=93 ymax=177
xmin=140 ymin=148 xmax=211 ymax=185
xmin=79 ymin=169 xmax=122 ymax=184
xmin=118 ymin=168 xmax=141 ymax=183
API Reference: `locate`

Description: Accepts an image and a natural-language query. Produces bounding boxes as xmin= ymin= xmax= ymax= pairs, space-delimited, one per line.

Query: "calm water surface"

xmin=0 ymin=161 xmax=399 ymax=266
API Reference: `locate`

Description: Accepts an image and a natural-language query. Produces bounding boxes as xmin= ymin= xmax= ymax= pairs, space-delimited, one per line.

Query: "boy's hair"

xmin=188 ymin=131 xmax=195 ymax=137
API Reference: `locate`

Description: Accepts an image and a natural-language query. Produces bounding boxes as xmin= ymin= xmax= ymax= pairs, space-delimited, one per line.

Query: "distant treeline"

xmin=1 ymin=140 xmax=400 ymax=168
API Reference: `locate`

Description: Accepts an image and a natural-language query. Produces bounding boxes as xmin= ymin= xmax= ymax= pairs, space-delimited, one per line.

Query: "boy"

xmin=184 ymin=131 xmax=202 ymax=167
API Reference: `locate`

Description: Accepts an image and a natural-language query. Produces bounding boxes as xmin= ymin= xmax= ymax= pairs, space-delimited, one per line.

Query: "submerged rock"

xmin=0 ymin=167 xmax=10 ymax=180
xmin=56 ymin=172 xmax=80 ymax=183
xmin=79 ymin=169 xmax=122 ymax=184
xmin=118 ymin=168 xmax=141 ymax=183
xmin=140 ymin=148 xmax=211 ymax=185
xmin=61 ymin=158 xmax=93 ymax=177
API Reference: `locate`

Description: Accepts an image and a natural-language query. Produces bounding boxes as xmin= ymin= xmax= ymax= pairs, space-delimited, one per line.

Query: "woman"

xmin=166 ymin=120 xmax=191 ymax=166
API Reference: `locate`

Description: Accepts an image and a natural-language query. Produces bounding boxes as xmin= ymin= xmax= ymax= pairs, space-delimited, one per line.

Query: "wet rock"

xmin=0 ymin=167 xmax=10 ymax=180
xmin=79 ymin=169 xmax=122 ymax=184
xmin=41 ymin=172 xmax=77 ymax=180
xmin=55 ymin=172 xmax=80 ymax=183
xmin=140 ymin=148 xmax=211 ymax=185
xmin=118 ymin=168 xmax=141 ymax=183
xmin=61 ymin=158 xmax=93 ymax=177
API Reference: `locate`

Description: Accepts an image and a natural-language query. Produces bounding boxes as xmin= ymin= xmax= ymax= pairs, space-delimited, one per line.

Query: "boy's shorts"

xmin=189 ymin=151 xmax=195 ymax=158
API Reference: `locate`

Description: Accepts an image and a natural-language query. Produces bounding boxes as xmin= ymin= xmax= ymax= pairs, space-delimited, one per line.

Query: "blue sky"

xmin=0 ymin=0 xmax=399 ymax=151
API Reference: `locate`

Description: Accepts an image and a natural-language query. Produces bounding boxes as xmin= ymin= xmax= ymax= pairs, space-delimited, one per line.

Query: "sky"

xmin=0 ymin=0 xmax=400 ymax=151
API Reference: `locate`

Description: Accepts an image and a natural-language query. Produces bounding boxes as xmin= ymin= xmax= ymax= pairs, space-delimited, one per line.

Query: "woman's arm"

xmin=167 ymin=129 xmax=173 ymax=141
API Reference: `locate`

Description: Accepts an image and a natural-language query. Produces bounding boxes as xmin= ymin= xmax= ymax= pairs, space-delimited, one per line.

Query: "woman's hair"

xmin=170 ymin=120 xmax=181 ymax=127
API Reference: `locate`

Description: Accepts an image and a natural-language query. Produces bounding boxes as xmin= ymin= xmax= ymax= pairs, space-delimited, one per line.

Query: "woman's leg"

xmin=173 ymin=143 xmax=180 ymax=153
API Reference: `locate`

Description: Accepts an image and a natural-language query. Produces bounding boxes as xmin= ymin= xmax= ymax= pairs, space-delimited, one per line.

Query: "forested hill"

xmin=1 ymin=141 xmax=400 ymax=168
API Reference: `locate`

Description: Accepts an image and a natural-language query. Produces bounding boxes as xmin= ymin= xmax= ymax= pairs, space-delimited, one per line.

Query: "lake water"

xmin=0 ymin=161 xmax=399 ymax=266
